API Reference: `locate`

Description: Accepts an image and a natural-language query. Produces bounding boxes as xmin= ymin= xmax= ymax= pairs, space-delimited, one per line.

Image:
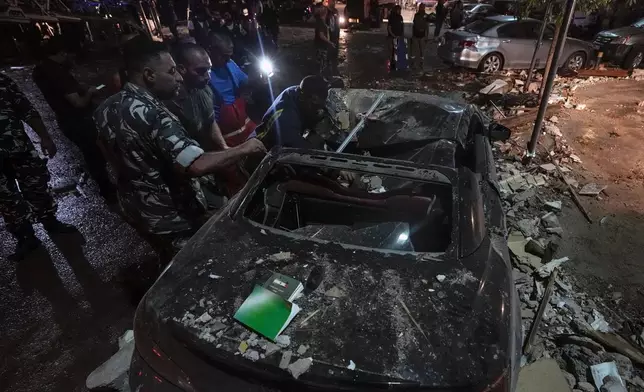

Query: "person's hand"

xmin=40 ymin=136 xmax=57 ymax=158
xmin=338 ymin=170 xmax=358 ymax=184
xmin=241 ymin=138 xmax=267 ymax=155
xmin=87 ymin=86 xmax=98 ymax=96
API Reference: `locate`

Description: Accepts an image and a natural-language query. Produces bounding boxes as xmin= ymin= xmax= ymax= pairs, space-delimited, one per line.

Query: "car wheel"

xmin=565 ymin=51 xmax=586 ymax=71
xmin=623 ymin=48 xmax=644 ymax=70
xmin=479 ymin=53 xmax=503 ymax=73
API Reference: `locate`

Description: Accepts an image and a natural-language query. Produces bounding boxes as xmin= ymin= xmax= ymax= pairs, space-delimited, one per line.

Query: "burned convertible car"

xmin=129 ymin=90 xmax=521 ymax=392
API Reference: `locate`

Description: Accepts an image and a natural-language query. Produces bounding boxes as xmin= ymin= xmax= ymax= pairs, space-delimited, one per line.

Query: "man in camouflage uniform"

xmin=0 ymin=74 xmax=76 ymax=260
xmin=93 ymin=40 xmax=265 ymax=258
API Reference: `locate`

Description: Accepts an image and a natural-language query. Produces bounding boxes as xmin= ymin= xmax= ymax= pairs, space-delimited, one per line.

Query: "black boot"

xmin=42 ymin=218 xmax=77 ymax=234
xmin=10 ymin=230 xmax=42 ymax=261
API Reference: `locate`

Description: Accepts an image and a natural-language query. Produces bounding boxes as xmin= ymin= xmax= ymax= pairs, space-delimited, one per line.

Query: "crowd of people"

xmin=387 ymin=0 xmax=465 ymax=70
xmin=0 ymin=1 xmax=346 ymax=263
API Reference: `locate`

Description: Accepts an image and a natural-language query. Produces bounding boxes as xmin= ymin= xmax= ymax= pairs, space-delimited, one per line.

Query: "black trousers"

xmin=58 ymin=117 xmax=112 ymax=197
xmin=0 ymin=150 xmax=57 ymax=236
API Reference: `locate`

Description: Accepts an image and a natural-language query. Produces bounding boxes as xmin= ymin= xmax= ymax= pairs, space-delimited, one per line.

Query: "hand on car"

xmin=242 ymin=138 xmax=267 ymax=155
xmin=338 ymin=170 xmax=358 ymax=184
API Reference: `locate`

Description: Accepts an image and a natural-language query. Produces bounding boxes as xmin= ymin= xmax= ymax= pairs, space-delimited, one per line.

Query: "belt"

xmin=223 ymin=117 xmax=251 ymax=139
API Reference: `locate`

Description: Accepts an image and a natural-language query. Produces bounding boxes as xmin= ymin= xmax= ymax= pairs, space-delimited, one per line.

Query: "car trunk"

xmin=141 ymin=215 xmax=511 ymax=391
xmin=441 ymin=30 xmax=479 ymax=51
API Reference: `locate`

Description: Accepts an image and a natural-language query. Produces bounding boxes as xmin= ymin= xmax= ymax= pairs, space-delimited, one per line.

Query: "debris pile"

xmin=495 ymin=150 xmax=644 ymax=391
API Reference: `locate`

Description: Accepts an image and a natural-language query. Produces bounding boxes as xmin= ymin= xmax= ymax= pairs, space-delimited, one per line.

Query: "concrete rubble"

xmin=86 ymin=331 xmax=135 ymax=392
xmin=494 ymin=144 xmax=644 ymax=391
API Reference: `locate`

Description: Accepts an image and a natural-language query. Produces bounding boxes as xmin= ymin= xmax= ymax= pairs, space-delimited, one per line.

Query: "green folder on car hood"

xmin=233 ymin=285 xmax=301 ymax=341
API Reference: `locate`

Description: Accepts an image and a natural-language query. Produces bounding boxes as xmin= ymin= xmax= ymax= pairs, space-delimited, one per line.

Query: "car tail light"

xmin=614 ymin=35 xmax=631 ymax=44
xmin=459 ymin=40 xmax=476 ymax=48
xmin=481 ymin=369 xmax=510 ymax=392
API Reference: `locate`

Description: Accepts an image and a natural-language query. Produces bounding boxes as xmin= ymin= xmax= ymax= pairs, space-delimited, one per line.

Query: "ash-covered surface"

xmin=145 ymin=214 xmax=510 ymax=388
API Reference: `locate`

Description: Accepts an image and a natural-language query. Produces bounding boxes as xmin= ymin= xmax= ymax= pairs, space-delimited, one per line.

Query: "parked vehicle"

xmin=463 ymin=3 xmax=498 ymax=24
xmin=344 ymin=0 xmax=365 ymax=25
xmin=593 ymin=17 xmax=644 ymax=69
xmin=128 ymin=88 xmax=520 ymax=392
xmin=438 ymin=15 xmax=594 ymax=72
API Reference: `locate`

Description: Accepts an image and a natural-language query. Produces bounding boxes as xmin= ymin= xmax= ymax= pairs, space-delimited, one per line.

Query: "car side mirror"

xmin=488 ymin=122 xmax=511 ymax=141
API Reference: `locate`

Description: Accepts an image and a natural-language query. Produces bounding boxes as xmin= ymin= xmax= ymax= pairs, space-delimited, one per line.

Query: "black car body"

xmin=129 ymin=90 xmax=521 ymax=392
xmin=593 ymin=18 xmax=644 ymax=69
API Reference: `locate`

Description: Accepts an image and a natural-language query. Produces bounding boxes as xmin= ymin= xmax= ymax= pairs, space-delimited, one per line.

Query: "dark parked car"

xmin=129 ymin=90 xmax=521 ymax=392
xmin=438 ymin=16 xmax=594 ymax=72
xmin=463 ymin=3 xmax=498 ymax=24
xmin=593 ymin=17 xmax=644 ymax=69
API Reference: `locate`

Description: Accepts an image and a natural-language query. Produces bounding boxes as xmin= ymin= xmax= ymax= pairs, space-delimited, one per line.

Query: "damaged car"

xmin=129 ymin=89 xmax=521 ymax=392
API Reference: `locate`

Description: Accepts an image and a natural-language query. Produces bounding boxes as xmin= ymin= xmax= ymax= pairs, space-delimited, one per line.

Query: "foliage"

xmin=519 ymin=0 xmax=616 ymax=20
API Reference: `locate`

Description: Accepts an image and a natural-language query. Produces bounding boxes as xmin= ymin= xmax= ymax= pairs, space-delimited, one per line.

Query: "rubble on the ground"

xmin=494 ymin=143 xmax=644 ymax=390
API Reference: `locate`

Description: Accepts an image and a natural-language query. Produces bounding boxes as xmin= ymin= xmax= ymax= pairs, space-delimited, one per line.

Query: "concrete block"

xmin=517 ymin=359 xmax=572 ymax=392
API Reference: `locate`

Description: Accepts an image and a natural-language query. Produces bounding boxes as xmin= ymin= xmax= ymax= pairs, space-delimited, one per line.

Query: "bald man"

xmin=166 ymin=43 xmax=227 ymax=151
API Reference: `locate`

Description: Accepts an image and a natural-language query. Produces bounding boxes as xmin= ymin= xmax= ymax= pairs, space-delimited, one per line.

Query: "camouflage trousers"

xmin=0 ymin=150 xmax=57 ymax=236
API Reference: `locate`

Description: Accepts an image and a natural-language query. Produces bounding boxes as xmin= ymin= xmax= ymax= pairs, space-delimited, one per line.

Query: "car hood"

xmin=598 ymin=26 xmax=644 ymax=38
xmin=139 ymin=216 xmax=514 ymax=390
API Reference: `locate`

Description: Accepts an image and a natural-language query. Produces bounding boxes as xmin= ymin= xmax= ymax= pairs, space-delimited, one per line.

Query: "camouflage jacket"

xmin=93 ymin=82 xmax=207 ymax=235
xmin=0 ymin=74 xmax=41 ymax=156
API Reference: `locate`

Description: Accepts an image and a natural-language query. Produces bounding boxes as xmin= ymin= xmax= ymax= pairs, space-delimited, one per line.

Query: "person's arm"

xmin=64 ymin=88 xmax=97 ymax=109
xmin=153 ymin=111 xmax=265 ymax=177
xmin=186 ymin=139 xmax=265 ymax=176
xmin=6 ymin=77 xmax=57 ymax=157
xmin=317 ymin=28 xmax=335 ymax=46
xmin=209 ymin=120 xmax=229 ymax=150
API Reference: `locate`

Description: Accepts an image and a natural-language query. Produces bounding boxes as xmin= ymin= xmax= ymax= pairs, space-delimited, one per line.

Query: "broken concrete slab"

xmin=541 ymin=163 xmax=557 ymax=172
xmin=542 ymin=212 xmax=562 ymax=229
xmin=546 ymin=123 xmax=563 ymax=137
xmin=537 ymin=257 xmax=570 ymax=278
xmin=516 ymin=218 xmax=540 ymax=238
xmin=325 ymin=286 xmax=346 ymax=298
xmin=516 ymin=359 xmax=573 ymax=392
xmin=579 ymin=184 xmax=607 ymax=196
xmin=86 ymin=340 xmax=135 ymax=392
xmin=276 ymin=335 xmax=291 ymax=348
xmin=545 ymin=200 xmax=563 ymax=211
xmin=287 ymin=357 xmax=313 ymax=379
xmin=480 ymin=79 xmax=510 ymax=95
xmin=279 ymin=350 xmax=293 ymax=369
xmin=508 ymin=231 xmax=543 ymax=271
xmin=118 ymin=330 xmax=134 ymax=349
xmin=525 ymin=238 xmax=545 ymax=258
xmin=264 ymin=342 xmax=281 ymax=357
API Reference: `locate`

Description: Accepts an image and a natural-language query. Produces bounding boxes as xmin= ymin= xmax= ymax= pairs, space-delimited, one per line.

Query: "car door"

xmin=495 ymin=21 xmax=539 ymax=68
xmin=533 ymin=22 xmax=555 ymax=69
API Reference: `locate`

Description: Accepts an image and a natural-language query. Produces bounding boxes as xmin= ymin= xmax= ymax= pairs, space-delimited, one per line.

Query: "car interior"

xmin=243 ymin=163 xmax=453 ymax=252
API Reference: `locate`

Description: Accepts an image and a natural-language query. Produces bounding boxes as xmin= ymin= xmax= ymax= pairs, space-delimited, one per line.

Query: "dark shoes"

xmin=42 ymin=218 xmax=77 ymax=234
xmin=10 ymin=235 xmax=42 ymax=261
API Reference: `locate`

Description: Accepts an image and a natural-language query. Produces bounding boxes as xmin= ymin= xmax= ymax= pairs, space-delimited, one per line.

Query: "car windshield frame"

xmin=464 ymin=18 xmax=502 ymax=34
